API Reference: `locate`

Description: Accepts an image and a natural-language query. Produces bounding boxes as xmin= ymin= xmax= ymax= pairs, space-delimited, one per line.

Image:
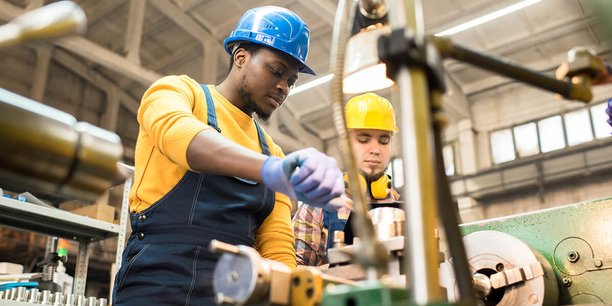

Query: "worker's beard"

xmin=363 ymin=170 xmax=385 ymax=184
xmin=239 ymin=78 xmax=271 ymax=121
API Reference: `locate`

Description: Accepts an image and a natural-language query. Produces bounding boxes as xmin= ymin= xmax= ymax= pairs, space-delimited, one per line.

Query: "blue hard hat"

xmin=224 ymin=6 xmax=316 ymax=75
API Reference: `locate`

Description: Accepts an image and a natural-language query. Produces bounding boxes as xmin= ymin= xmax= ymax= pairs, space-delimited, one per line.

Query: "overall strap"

xmin=254 ymin=121 xmax=270 ymax=156
xmin=199 ymin=84 xmax=221 ymax=132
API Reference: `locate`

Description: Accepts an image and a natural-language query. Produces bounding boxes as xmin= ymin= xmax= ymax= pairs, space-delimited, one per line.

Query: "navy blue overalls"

xmin=323 ymin=207 xmax=348 ymax=249
xmin=112 ymin=85 xmax=275 ymax=306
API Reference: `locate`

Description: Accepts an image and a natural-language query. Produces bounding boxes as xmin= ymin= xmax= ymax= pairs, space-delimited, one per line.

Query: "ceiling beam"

xmin=54 ymin=36 xmax=162 ymax=86
xmin=175 ymin=0 xmax=205 ymax=11
xmin=53 ymin=48 xmax=141 ymax=115
xmin=1 ymin=1 xmax=162 ymax=87
xmin=124 ymin=0 xmax=147 ymax=64
xmin=148 ymin=0 xmax=226 ymax=55
xmin=30 ymin=44 xmax=53 ymax=101
xmin=82 ymin=0 xmax=125 ymax=26
xmin=0 ymin=0 xmax=21 ymax=20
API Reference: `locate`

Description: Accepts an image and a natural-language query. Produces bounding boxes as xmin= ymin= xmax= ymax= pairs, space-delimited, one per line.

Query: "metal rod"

xmin=329 ymin=0 xmax=389 ymax=276
xmin=389 ymin=0 xmax=444 ymax=303
xmin=209 ymin=239 xmax=241 ymax=255
xmin=432 ymin=36 xmax=592 ymax=102
xmin=432 ymin=92 xmax=478 ymax=306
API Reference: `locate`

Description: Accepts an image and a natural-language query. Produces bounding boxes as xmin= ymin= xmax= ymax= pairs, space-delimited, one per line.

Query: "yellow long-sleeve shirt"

xmin=129 ymin=75 xmax=296 ymax=268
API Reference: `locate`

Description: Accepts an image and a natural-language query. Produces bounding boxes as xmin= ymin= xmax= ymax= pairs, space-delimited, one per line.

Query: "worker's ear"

xmin=234 ymin=49 xmax=247 ymax=68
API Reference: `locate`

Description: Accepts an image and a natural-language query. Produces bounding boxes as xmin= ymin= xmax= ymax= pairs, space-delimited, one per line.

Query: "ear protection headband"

xmin=344 ymin=173 xmax=392 ymax=200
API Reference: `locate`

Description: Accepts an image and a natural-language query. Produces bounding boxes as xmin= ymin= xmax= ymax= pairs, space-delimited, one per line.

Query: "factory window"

xmin=391 ymin=157 xmax=404 ymax=189
xmin=442 ymin=144 xmax=455 ymax=176
xmin=490 ymin=99 xmax=611 ymax=165
xmin=538 ymin=115 xmax=565 ymax=153
xmin=513 ymin=122 xmax=539 ymax=157
xmin=490 ymin=128 xmax=515 ymax=164
xmin=564 ymin=109 xmax=593 ymax=146
xmin=591 ymin=102 xmax=612 ymax=139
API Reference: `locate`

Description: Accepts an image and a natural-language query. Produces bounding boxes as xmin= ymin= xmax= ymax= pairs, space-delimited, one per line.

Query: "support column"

xmin=101 ymin=87 xmax=121 ymax=132
xmin=457 ymin=119 xmax=477 ymax=175
xmin=30 ymin=45 xmax=53 ymax=101
xmin=124 ymin=0 xmax=146 ymax=64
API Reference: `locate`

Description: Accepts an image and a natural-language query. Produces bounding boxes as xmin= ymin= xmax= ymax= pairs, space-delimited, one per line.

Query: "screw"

xmin=230 ymin=271 xmax=239 ymax=281
xmin=562 ymin=277 xmax=572 ymax=287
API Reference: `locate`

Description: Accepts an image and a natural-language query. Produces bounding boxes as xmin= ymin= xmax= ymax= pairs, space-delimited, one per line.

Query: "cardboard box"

xmin=69 ymin=203 xmax=115 ymax=223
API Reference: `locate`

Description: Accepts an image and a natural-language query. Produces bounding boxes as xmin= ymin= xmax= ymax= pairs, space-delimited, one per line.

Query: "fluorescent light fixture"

xmin=289 ymin=73 xmax=334 ymax=96
xmin=343 ymin=24 xmax=395 ymax=93
xmin=435 ymin=0 xmax=541 ymax=36
xmin=343 ymin=63 xmax=394 ymax=94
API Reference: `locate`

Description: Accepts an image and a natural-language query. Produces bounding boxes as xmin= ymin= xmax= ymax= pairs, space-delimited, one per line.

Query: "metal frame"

xmin=0 ymin=181 xmax=131 ymax=296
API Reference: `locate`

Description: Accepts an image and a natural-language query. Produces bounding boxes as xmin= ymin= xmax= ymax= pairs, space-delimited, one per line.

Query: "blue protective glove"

xmin=261 ymin=148 xmax=344 ymax=207
xmin=607 ymin=99 xmax=612 ymax=128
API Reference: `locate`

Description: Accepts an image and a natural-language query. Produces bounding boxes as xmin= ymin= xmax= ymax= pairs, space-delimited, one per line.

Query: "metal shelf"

xmin=0 ymin=301 xmax=34 ymax=306
xmin=0 ymin=197 xmax=119 ymax=242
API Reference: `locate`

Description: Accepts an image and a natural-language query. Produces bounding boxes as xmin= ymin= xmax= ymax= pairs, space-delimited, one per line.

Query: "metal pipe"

xmin=329 ymin=0 xmax=389 ymax=276
xmin=0 ymin=1 xmax=86 ymax=49
xmin=388 ymin=0 xmax=444 ymax=303
xmin=0 ymin=89 xmax=123 ymax=201
xmin=432 ymin=36 xmax=592 ymax=102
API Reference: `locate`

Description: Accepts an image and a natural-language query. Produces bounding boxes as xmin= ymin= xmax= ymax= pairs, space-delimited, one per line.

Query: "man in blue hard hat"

xmin=112 ymin=6 xmax=344 ymax=305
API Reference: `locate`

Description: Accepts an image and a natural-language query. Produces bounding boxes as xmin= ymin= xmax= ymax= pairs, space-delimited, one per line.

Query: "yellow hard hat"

xmin=345 ymin=93 xmax=398 ymax=132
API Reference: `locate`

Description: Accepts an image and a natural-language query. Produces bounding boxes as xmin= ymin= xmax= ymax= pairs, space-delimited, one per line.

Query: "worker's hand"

xmin=261 ymin=148 xmax=344 ymax=206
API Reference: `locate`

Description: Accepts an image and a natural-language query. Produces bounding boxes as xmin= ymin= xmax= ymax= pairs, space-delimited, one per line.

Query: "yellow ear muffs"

xmin=344 ymin=173 xmax=367 ymax=195
xmin=370 ymin=174 xmax=392 ymax=200
xmin=344 ymin=173 xmax=392 ymax=200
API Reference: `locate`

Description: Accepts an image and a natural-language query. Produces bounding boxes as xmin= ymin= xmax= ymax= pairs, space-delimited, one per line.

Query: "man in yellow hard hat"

xmin=293 ymin=93 xmax=400 ymax=266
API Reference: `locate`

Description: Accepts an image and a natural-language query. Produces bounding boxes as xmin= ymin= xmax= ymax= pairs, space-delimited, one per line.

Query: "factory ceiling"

xmin=0 ymin=0 xmax=608 ymax=162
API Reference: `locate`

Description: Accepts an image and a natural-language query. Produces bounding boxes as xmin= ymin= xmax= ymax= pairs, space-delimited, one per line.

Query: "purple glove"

xmin=607 ymin=99 xmax=612 ymax=128
xmin=261 ymin=148 xmax=344 ymax=207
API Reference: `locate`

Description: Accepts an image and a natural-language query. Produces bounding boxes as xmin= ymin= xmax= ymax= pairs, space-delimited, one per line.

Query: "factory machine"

xmin=210 ymin=0 xmax=612 ymax=305
xmin=211 ymin=198 xmax=612 ymax=306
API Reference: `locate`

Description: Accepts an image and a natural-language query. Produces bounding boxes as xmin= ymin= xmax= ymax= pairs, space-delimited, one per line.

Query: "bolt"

xmin=230 ymin=271 xmax=239 ymax=281
xmin=594 ymin=258 xmax=603 ymax=268
xmin=562 ymin=277 xmax=572 ymax=287
xmin=567 ymin=251 xmax=580 ymax=263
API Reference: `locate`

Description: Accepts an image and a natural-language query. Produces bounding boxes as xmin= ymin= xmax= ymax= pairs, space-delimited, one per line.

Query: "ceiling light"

xmin=343 ymin=24 xmax=394 ymax=93
xmin=289 ymin=74 xmax=334 ymax=96
xmin=435 ymin=0 xmax=541 ymax=36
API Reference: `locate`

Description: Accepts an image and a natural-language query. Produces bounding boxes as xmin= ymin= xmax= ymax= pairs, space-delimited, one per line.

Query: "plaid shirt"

xmin=292 ymin=189 xmax=400 ymax=266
